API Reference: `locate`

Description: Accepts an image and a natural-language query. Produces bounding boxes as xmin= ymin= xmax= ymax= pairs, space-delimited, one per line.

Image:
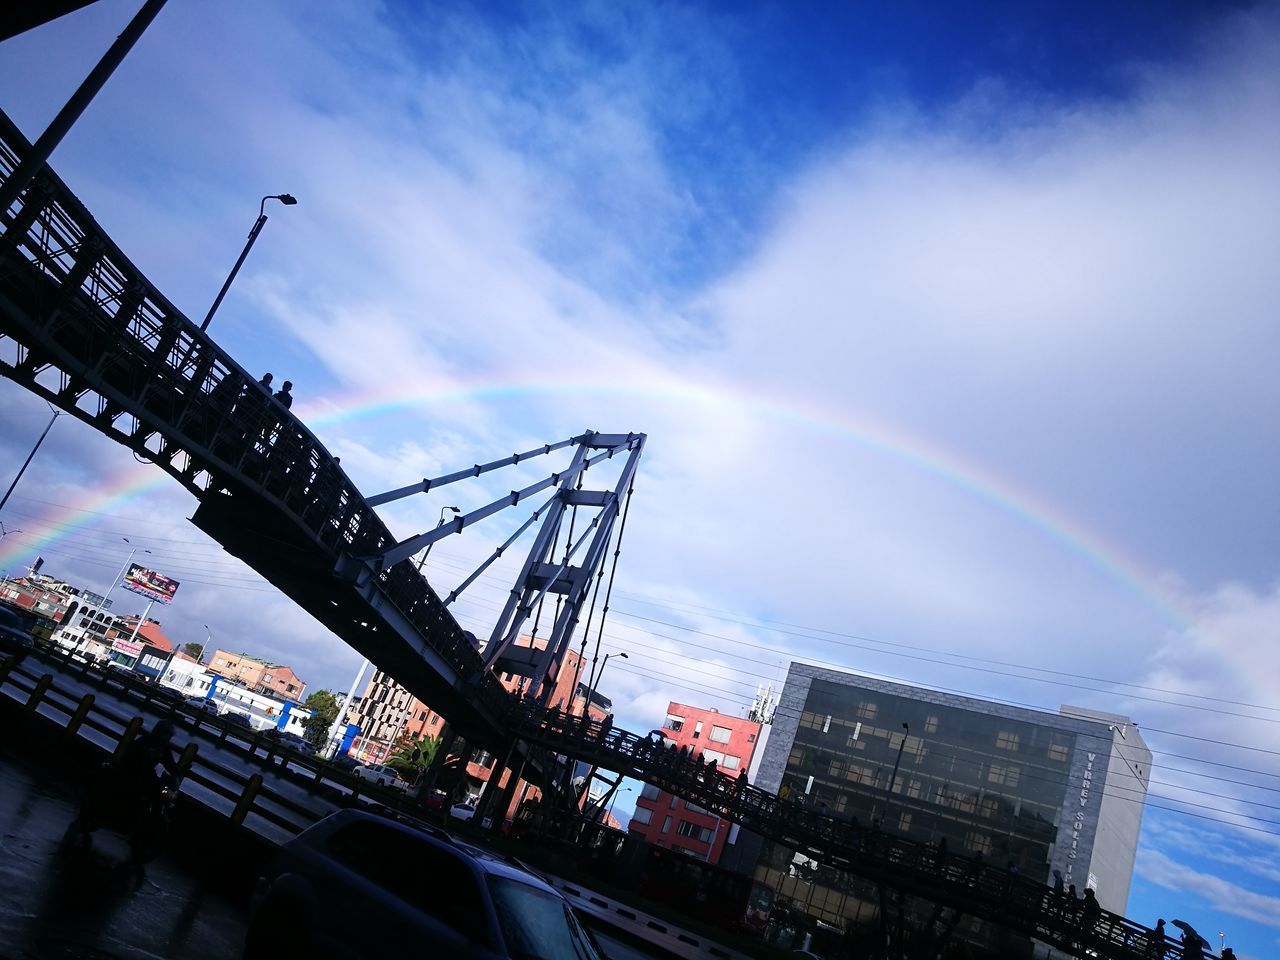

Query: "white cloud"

xmin=1138 ymin=847 xmax=1280 ymax=928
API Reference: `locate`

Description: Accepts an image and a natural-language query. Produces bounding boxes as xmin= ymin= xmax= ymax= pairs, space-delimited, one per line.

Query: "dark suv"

xmin=0 ymin=606 xmax=34 ymax=664
xmin=245 ymin=809 xmax=601 ymax=959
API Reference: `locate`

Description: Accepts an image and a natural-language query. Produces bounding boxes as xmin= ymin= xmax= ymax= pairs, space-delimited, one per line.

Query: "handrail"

xmin=508 ymin=707 xmax=1186 ymax=960
xmin=0 ymin=105 xmax=513 ymax=727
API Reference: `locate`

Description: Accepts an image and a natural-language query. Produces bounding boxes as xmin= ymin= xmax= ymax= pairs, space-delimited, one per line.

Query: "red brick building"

xmin=628 ymin=701 xmax=762 ymax=863
xmin=349 ymin=637 xmax=611 ymax=814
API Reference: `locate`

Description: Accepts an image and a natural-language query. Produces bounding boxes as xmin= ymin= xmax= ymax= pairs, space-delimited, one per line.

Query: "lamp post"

xmin=586 ymin=651 xmax=627 ymax=714
xmin=887 ymin=721 xmax=910 ymax=807
xmin=0 ymin=409 xmax=61 ymax=518
xmin=195 ymin=624 xmax=212 ymax=664
xmin=417 ymin=506 xmax=461 ymax=573
xmin=201 ymin=193 xmax=297 ymax=332
xmin=101 ymin=537 xmax=150 ymax=609
xmin=607 ymin=785 xmax=632 ymax=822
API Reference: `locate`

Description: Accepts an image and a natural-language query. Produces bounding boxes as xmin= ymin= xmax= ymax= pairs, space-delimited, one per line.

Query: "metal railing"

xmin=0 ymin=106 xmax=511 ymax=721
xmin=0 ymin=649 xmax=438 ymax=838
xmin=509 ymin=707 xmax=1187 ymax=960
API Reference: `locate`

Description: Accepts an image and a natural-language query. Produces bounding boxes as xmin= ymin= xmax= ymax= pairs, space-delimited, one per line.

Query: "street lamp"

xmin=416 ymin=505 xmax=461 ymax=573
xmin=195 ymin=624 xmax=212 ymax=664
xmin=201 ymin=193 xmax=298 ymax=332
xmin=586 ymin=651 xmax=627 ymax=713
xmin=887 ymin=721 xmax=910 ymax=801
xmin=607 ymin=785 xmax=632 ymax=821
xmin=0 ymin=409 xmax=61 ymax=518
xmin=101 ymin=537 xmax=150 ymax=609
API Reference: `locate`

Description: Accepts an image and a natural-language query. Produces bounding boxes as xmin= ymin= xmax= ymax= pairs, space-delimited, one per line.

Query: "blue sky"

xmin=1 ymin=1 xmax=1278 ymax=954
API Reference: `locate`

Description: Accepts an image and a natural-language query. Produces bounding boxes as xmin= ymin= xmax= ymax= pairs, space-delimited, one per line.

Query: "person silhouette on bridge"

xmin=273 ymin=380 xmax=294 ymax=410
xmin=1148 ymin=918 xmax=1168 ymax=960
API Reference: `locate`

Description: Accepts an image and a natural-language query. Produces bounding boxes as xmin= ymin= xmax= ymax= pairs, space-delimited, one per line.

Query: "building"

xmin=723 ymin=662 xmax=1151 ymax=931
xmin=627 ymin=701 xmax=764 ymax=863
xmin=348 ymin=638 xmax=612 ymax=809
xmin=105 ymin=616 xmax=174 ymax=680
xmin=159 ymin=651 xmax=215 ymax=700
xmin=348 ymin=668 xmax=448 ymax=763
xmin=207 ymin=649 xmax=306 ymax=700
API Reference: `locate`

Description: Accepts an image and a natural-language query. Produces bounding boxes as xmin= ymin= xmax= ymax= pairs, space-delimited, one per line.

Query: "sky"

xmin=1 ymin=0 xmax=1278 ymax=953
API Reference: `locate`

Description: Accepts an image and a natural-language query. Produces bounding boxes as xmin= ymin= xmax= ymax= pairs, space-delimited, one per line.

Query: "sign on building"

xmin=123 ymin=563 xmax=181 ymax=605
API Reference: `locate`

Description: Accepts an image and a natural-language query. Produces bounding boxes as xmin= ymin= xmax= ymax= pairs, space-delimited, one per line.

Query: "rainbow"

xmin=0 ymin=373 xmax=1190 ymax=634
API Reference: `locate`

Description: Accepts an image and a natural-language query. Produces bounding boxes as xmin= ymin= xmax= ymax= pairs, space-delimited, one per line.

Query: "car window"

xmin=487 ymin=877 xmax=601 ymax=960
xmin=326 ymin=820 xmax=490 ymax=943
xmin=0 ymin=608 xmax=20 ymax=628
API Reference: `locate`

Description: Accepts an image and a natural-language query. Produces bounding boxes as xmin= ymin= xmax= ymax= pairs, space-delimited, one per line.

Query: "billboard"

xmin=122 ymin=563 xmax=180 ymax=605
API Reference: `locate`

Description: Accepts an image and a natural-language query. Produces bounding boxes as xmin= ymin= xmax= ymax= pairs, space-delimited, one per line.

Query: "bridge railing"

xmin=509 ymin=707 xmax=1185 ymax=960
xmin=0 ymin=108 xmax=510 ymax=715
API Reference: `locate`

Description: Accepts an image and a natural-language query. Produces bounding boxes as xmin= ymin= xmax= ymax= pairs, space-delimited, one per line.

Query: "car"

xmin=350 ymin=762 xmax=408 ymax=790
xmin=422 ymin=789 xmax=449 ymax=811
xmin=221 ymin=710 xmax=255 ymax=730
xmin=184 ymin=695 xmax=220 ymax=714
xmin=449 ymin=801 xmax=478 ymax=823
xmin=0 ymin=607 xmax=34 ymax=663
xmin=244 ymin=809 xmax=603 ymax=959
xmin=327 ymin=753 xmax=359 ymax=772
xmin=267 ymin=730 xmax=317 ymax=756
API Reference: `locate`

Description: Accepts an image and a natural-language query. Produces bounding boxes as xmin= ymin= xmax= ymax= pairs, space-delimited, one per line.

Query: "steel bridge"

xmin=0 ymin=108 xmax=1180 ymax=959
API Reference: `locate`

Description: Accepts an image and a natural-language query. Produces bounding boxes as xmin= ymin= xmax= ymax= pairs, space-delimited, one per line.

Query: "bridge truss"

xmin=0 ymin=107 xmax=1173 ymax=958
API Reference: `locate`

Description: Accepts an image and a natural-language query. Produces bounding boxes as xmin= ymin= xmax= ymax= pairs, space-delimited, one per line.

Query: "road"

xmin=0 ymin=655 xmax=696 ymax=959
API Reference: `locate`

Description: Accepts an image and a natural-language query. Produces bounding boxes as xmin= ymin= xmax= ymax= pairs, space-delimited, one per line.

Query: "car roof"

xmin=299 ymin=810 xmax=562 ymax=897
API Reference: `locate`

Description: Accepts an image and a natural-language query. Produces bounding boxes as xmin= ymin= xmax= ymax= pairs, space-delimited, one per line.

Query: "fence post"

xmin=66 ymin=693 xmax=96 ymax=733
xmin=24 ymin=673 xmax=53 ymax=711
xmin=176 ymin=741 xmax=198 ymax=778
xmin=115 ymin=716 xmax=143 ymax=756
xmin=231 ymin=773 xmax=263 ymax=826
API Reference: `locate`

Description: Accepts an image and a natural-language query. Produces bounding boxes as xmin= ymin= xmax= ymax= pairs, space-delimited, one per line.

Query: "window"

xmin=694 ymin=721 xmax=703 ymax=738
xmin=677 ymin=820 xmax=714 ymax=842
xmin=216 ymin=658 xmax=225 ymax=666
xmin=631 ymin=807 xmax=653 ymax=825
xmin=663 ymin=716 xmax=685 ymax=733
xmin=669 ymin=795 xmax=678 ymax=809
xmin=702 ymin=749 xmax=725 ymax=766
xmin=987 ymin=764 xmax=1021 ymax=788
xmin=430 ymin=715 xmax=439 ymax=726
xmin=686 ymin=800 xmax=709 ymax=816
xmin=995 ymin=730 xmax=1020 ymax=752
xmin=662 ymin=816 xmax=672 ymax=833
xmin=898 ymin=812 xmax=912 ymax=832
xmin=264 ymin=674 xmax=274 ymax=684
xmin=857 ymin=701 xmax=878 ymax=720
xmin=709 ymin=725 xmax=732 ymax=744
xmin=419 ymin=711 xmax=428 ymax=722
xmin=924 ymin=716 xmax=938 ymax=734
xmin=640 ymin=784 xmax=661 ymax=801
xmin=1047 ymin=736 xmax=1070 ymax=763
xmin=964 ymin=831 xmax=993 ymax=855
xmin=722 ymin=754 xmax=740 ymax=770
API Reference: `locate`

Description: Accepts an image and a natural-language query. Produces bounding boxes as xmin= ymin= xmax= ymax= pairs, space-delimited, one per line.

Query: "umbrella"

xmin=1170 ymin=920 xmax=1206 ymax=948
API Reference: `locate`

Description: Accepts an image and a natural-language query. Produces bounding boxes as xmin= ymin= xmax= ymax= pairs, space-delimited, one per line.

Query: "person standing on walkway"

xmin=1148 ymin=918 xmax=1167 ymax=960
xmin=273 ymin=380 xmax=294 ymax=410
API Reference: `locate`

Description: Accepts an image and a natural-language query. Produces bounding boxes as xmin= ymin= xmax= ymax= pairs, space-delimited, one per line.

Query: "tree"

xmin=302 ymin=690 xmax=341 ymax=748
xmin=387 ymin=732 xmax=441 ymax=785
xmin=181 ymin=642 xmax=204 ymax=661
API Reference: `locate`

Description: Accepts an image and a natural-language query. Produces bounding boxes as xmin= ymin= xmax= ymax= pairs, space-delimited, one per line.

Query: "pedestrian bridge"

xmin=0 ymin=108 xmax=1177 ymax=960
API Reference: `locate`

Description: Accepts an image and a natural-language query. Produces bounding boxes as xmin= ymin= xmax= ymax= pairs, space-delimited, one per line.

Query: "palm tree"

xmin=387 ymin=732 xmax=441 ymax=785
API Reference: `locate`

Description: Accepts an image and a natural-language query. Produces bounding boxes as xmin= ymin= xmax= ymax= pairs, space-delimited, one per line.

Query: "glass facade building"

xmin=724 ymin=663 xmax=1151 ymax=931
